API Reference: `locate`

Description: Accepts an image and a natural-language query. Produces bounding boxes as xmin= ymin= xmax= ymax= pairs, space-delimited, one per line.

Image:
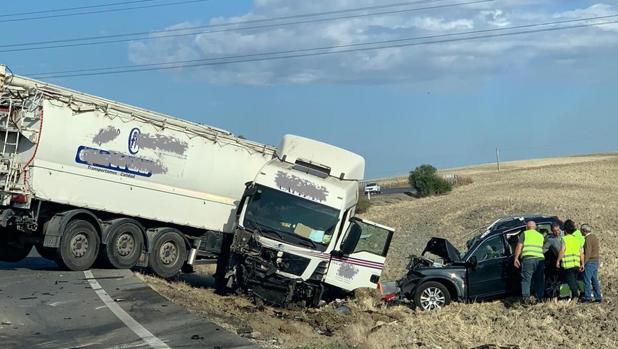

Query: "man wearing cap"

xmin=514 ymin=220 xmax=546 ymax=303
xmin=582 ymin=224 xmax=602 ymax=302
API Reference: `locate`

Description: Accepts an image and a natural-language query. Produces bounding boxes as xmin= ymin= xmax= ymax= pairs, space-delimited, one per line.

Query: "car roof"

xmin=482 ymin=214 xmax=559 ymax=238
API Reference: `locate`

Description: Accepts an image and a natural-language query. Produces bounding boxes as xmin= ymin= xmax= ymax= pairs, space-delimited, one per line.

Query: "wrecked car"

xmin=386 ymin=215 xmax=566 ymax=311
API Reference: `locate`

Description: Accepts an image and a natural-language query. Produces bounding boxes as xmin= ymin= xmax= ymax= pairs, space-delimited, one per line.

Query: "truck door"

xmin=324 ymin=218 xmax=393 ymax=291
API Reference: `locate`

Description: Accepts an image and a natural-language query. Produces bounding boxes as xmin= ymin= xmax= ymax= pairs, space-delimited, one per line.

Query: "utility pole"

xmin=496 ymin=147 xmax=501 ymax=172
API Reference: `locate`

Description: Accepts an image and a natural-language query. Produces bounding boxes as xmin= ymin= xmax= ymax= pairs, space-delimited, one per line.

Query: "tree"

xmin=408 ymin=164 xmax=452 ymax=197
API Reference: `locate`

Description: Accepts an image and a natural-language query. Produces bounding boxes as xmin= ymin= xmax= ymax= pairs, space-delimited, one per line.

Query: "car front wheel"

xmin=414 ymin=281 xmax=451 ymax=311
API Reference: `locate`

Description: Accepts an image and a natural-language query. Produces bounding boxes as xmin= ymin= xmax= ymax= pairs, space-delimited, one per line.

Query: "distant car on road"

xmin=382 ymin=215 xmax=567 ymax=311
xmin=364 ymin=182 xmax=381 ymax=195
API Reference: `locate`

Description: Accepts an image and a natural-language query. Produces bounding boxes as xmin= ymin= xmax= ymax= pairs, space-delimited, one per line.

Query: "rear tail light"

xmin=11 ymin=194 xmax=29 ymax=204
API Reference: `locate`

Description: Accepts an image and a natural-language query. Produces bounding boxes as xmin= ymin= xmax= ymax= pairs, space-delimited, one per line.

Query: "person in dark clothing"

xmin=544 ymin=223 xmax=563 ymax=257
xmin=543 ymin=222 xmax=563 ymax=298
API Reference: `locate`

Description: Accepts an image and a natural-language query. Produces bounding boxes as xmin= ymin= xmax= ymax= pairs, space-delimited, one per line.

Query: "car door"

xmin=466 ymin=235 xmax=510 ymax=300
xmin=504 ymin=229 xmax=523 ymax=296
xmin=324 ymin=218 xmax=394 ymax=291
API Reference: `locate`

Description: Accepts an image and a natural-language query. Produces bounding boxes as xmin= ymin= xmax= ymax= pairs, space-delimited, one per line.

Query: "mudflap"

xmin=214 ymin=232 xmax=235 ymax=292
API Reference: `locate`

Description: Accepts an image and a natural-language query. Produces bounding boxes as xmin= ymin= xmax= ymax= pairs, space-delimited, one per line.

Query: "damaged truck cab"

xmin=225 ymin=135 xmax=394 ymax=306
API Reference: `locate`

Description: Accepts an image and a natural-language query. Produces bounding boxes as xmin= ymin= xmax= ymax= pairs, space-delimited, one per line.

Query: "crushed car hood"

xmin=421 ymin=237 xmax=462 ymax=264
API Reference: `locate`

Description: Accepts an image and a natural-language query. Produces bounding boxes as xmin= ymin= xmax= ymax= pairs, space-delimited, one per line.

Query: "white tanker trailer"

xmin=0 ymin=65 xmax=394 ymax=306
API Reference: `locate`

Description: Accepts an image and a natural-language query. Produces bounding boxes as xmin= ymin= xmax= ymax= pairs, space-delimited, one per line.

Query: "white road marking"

xmin=83 ymin=270 xmax=171 ymax=349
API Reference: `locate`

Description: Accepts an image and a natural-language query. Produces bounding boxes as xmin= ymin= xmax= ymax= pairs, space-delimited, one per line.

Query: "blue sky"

xmin=4 ymin=0 xmax=618 ymax=178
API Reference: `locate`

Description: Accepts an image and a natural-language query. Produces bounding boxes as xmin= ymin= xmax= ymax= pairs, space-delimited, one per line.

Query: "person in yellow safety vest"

xmin=514 ymin=220 xmax=546 ymax=303
xmin=556 ymin=224 xmax=585 ymax=300
xmin=571 ymin=222 xmax=585 ymax=249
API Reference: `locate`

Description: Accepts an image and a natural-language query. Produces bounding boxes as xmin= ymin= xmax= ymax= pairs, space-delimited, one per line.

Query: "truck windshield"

xmin=243 ymin=186 xmax=340 ymax=250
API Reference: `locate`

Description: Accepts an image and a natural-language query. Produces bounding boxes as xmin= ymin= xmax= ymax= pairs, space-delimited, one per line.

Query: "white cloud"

xmin=127 ymin=1 xmax=618 ymax=85
xmin=478 ymin=9 xmax=511 ymax=27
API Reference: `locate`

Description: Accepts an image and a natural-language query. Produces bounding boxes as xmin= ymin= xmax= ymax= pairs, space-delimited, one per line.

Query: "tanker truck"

xmin=0 ymin=65 xmax=394 ymax=306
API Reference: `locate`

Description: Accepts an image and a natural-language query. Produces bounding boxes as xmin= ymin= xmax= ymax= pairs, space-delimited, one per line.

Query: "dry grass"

xmin=141 ymin=154 xmax=618 ymax=349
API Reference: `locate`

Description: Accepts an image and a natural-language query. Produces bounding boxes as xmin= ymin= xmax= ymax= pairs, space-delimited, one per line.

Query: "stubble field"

xmin=141 ymin=153 xmax=618 ymax=349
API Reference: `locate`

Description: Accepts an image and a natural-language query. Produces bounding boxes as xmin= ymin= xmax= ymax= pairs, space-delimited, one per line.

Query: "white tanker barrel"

xmin=2 ymin=70 xmax=277 ymax=233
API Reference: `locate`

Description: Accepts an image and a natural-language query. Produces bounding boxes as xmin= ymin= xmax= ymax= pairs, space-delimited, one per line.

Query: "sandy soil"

xmin=140 ymin=154 xmax=618 ymax=349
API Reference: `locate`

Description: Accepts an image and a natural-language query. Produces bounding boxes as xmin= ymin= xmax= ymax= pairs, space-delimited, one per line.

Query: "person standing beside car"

xmin=556 ymin=222 xmax=585 ymax=301
xmin=514 ymin=220 xmax=546 ymax=303
xmin=581 ymin=224 xmax=602 ymax=302
xmin=568 ymin=219 xmax=585 ymax=249
xmin=543 ymin=223 xmax=563 ymax=257
xmin=543 ymin=222 xmax=563 ymax=298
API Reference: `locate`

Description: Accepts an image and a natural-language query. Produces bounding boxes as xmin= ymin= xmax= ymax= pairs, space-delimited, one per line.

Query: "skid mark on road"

xmin=83 ymin=270 xmax=171 ymax=349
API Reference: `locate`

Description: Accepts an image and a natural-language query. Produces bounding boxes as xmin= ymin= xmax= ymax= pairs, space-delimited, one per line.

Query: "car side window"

xmin=471 ymin=236 xmax=506 ymax=262
xmin=537 ymin=223 xmax=552 ymax=238
xmin=506 ymin=230 xmax=522 ymax=254
xmin=505 ymin=223 xmax=552 ymax=254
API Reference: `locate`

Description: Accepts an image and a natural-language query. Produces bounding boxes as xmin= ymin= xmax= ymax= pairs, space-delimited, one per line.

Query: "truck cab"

xmin=225 ymin=135 xmax=394 ymax=306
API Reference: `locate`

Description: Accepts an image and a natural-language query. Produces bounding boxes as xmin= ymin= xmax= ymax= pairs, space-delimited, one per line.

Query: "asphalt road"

xmin=370 ymin=186 xmax=416 ymax=195
xmin=0 ymin=251 xmax=256 ymax=349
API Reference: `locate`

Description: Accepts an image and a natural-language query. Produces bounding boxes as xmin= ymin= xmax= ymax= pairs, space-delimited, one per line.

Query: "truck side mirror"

xmin=244 ymin=185 xmax=257 ymax=197
xmin=340 ymin=223 xmax=362 ymax=255
xmin=236 ymin=184 xmax=258 ymax=218
xmin=467 ymin=256 xmax=478 ymax=269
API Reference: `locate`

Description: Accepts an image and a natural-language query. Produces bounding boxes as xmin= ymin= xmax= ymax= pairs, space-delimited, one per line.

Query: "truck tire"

xmin=35 ymin=243 xmax=57 ymax=261
xmin=103 ymin=221 xmax=144 ymax=269
xmin=56 ymin=219 xmax=100 ymax=271
xmin=413 ymin=281 xmax=451 ymax=311
xmin=148 ymin=230 xmax=187 ymax=279
xmin=0 ymin=234 xmax=32 ymax=263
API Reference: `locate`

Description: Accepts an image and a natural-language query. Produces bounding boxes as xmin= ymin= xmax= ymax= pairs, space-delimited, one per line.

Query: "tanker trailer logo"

xmin=75 ymin=146 xmax=167 ymax=178
xmin=128 ymin=128 xmax=141 ymax=154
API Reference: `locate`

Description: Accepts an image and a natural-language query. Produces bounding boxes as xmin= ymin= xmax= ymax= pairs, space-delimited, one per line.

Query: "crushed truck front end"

xmin=222 ymin=135 xmax=394 ymax=306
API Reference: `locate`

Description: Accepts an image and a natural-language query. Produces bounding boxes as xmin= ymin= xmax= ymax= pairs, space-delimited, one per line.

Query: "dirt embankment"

xmin=141 ymin=154 xmax=618 ymax=349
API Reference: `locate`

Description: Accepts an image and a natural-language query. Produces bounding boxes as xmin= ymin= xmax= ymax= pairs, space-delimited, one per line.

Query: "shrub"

xmin=408 ymin=164 xmax=452 ymax=197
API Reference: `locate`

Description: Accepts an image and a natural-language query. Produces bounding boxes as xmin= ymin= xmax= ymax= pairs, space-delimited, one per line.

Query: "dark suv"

xmin=390 ymin=215 xmax=562 ymax=311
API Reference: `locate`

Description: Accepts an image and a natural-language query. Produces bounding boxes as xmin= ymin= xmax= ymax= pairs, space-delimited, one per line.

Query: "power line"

xmin=0 ymin=0 xmax=159 ymax=18
xmin=29 ymin=17 xmax=618 ymax=78
xmin=26 ymin=14 xmax=618 ymax=79
xmin=0 ymin=0 xmax=209 ymax=24
xmin=0 ymin=0 xmax=490 ymax=52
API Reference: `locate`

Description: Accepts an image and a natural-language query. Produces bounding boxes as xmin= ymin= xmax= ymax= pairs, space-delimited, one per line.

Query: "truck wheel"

xmin=413 ymin=281 xmax=451 ymax=311
xmin=148 ymin=230 xmax=187 ymax=279
xmin=35 ymin=243 xmax=57 ymax=261
xmin=103 ymin=222 xmax=144 ymax=269
xmin=56 ymin=219 xmax=100 ymax=271
xmin=0 ymin=235 xmax=32 ymax=263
